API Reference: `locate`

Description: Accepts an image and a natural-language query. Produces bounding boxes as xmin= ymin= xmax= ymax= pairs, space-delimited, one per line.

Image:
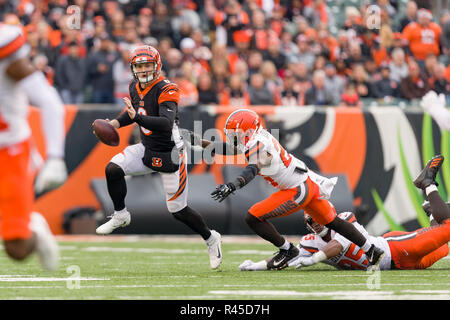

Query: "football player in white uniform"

xmin=239 ymin=155 xmax=450 ymax=271
xmin=0 ymin=22 xmax=68 ymax=271
xmin=203 ymin=109 xmax=384 ymax=270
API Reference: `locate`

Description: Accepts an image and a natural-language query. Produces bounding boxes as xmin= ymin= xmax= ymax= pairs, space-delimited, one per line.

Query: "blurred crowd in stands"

xmin=1 ymin=0 xmax=449 ymax=107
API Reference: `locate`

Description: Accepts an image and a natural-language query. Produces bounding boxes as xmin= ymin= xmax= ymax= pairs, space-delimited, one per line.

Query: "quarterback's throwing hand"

xmin=211 ymin=183 xmax=236 ymax=202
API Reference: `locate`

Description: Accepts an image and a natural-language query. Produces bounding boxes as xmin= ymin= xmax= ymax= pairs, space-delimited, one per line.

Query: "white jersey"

xmin=245 ymin=129 xmax=337 ymax=197
xmin=298 ymin=212 xmax=392 ymax=270
xmin=0 ymin=24 xmax=30 ymax=149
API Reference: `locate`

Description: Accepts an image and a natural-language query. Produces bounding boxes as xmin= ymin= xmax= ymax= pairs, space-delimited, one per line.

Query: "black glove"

xmin=211 ymin=183 xmax=237 ymax=202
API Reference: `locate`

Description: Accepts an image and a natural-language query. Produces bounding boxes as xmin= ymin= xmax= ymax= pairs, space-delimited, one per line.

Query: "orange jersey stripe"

xmin=158 ymin=83 xmax=180 ymax=105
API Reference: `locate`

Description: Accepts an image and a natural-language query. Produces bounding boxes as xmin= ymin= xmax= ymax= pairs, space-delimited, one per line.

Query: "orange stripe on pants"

xmin=249 ymin=177 xmax=336 ymax=225
xmin=0 ymin=140 xmax=33 ymax=240
xmin=386 ymin=220 xmax=450 ymax=269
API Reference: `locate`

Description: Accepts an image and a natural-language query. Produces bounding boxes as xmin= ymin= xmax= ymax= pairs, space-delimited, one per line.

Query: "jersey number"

xmin=338 ymin=243 xmax=368 ymax=270
xmin=272 ymin=138 xmax=292 ymax=168
xmin=137 ymin=107 xmax=152 ymax=136
xmin=303 ymin=234 xmax=315 ymax=241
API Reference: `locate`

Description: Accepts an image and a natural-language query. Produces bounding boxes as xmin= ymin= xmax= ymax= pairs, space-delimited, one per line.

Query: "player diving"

xmin=239 ymin=155 xmax=450 ymax=271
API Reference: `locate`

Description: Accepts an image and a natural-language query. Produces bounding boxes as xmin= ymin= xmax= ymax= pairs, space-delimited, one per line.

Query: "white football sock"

xmin=361 ymin=241 xmax=372 ymax=252
xmin=205 ymin=230 xmax=215 ymax=246
xmin=425 ymin=184 xmax=438 ymax=196
xmin=114 ymin=208 xmax=128 ymax=217
xmin=279 ymin=240 xmax=290 ymax=250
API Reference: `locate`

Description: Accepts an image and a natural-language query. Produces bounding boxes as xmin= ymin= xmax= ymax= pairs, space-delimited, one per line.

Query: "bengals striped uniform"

xmin=127 ymin=77 xmax=183 ymax=152
xmin=109 ymin=76 xmax=188 ymax=213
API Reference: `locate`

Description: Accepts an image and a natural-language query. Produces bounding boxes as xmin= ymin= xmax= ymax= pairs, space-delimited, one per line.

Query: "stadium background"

xmin=2 ymin=0 xmax=449 ymax=237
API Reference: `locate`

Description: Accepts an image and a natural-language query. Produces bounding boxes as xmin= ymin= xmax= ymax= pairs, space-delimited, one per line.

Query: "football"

xmin=92 ymin=119 xmax=120 ymax=146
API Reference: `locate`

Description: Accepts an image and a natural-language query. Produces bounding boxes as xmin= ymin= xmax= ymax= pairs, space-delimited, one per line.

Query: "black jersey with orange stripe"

xmin=128 ymin=77 xmax=181 ymax=152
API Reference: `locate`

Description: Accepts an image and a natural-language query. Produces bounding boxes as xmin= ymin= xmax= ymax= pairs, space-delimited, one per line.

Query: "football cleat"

xmin=96 ymin=210 xmax=131 ymax=235
xmin=267 ymin=243 xmax=299 ymax=270
xmin=366 ymin=244 xmax=385 ymax=270
xmin=29 ymin=212 xmax=60 ymax=271
xmin=206 ymin=230 xmax=223 ymax=269
xmin=413 ymin=155 xmax=444 ymax=190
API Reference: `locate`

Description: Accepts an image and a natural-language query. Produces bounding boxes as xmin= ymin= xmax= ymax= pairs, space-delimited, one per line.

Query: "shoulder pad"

xmin=158 ymin=79 xmax=180 ymax=105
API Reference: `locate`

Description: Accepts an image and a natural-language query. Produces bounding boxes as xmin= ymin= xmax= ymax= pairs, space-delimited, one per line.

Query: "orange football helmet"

xmin=130 ymin=45 xmax=162 ymax=84
xmin=224 ymin=109 xmax=261 ymax=151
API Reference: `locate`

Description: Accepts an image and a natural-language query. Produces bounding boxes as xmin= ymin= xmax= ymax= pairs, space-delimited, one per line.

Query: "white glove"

xmin=420 ymin=90 xmax=445 ymax=112
xmin=34 ymin=158 xmax=68 ymax=194
xmin=179 ymin=128 xmax=203 ymax=150
xmin=288 ymin=251 xmax=327 ymax=269
xmin=238 ymin=259 xmax=268 ymax=271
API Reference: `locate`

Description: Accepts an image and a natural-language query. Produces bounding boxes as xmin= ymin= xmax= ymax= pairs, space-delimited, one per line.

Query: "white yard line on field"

xmin=0 ymin=277 xmax=109 ymax=282
xmin=56 ymin=234 xmax=297 ymax=244
xmin=82 ymin=247 xmax=206 ymax=254
xmin=228 ymin=250 xmax=275 ymax=255
xmin=2 ymin=282 xmax=447 ymax=289
xmin=208 ymin=290 xmax=450 ymax=300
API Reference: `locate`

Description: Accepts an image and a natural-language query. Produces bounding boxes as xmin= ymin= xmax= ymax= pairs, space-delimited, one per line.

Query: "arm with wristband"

xmin=211 ymin=142 xmax=272 ymax=202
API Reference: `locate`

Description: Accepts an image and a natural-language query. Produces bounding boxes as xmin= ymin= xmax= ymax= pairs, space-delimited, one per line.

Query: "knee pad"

xmin=105 ymin=162 xmax=125 ymax=180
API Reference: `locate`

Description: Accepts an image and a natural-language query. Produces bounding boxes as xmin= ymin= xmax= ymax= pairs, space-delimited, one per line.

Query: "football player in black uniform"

xmin=95 ymin=45 xmax=222 ymax=269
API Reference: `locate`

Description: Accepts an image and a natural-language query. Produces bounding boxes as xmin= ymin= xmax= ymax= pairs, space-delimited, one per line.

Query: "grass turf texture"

xmin=0 ymin=235 xmax=449 ymax=300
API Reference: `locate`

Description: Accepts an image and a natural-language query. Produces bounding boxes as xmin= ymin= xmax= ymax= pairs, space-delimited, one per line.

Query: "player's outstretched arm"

xmin=9 ymin=58 xmax=65 ymax=160
xmin=8 ymin=57 xmax=68 ymax=194
xmin=200 ymin=138 xmax=241 ymax=155
xmin=289 ymin=240 xmax=343 ymax=269
xmin=211 ymin=164 xmax=259 ymax=202
xmin=211 ymin=151 xmax=269 ymax=202
xmin=238 ymin=259 xmax=269 ymax=271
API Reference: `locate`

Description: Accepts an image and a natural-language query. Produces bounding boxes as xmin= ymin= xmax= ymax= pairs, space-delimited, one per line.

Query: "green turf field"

xmin=0 ymin=235 xmax=449 ymax=300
